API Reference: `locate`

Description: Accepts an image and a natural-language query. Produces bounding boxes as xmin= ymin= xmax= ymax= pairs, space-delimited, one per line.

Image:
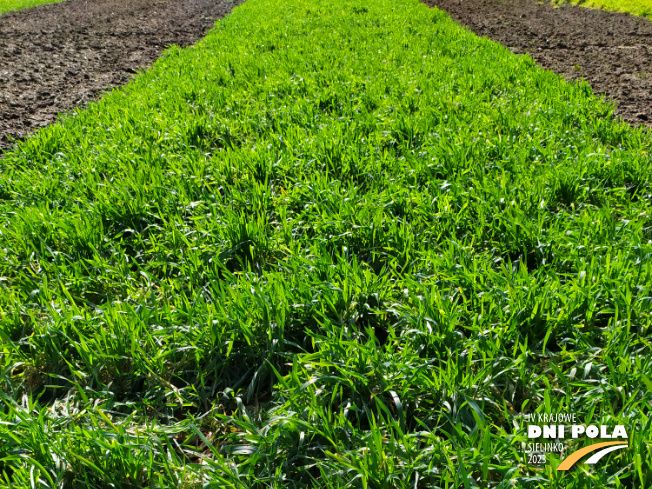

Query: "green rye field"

xmin=0 ymin=0 xmax=651 ymax=486
xmin=0 ymin=0 xmax=61 ymax=15
xmin=556 ymin=0 xmax=652 ymax=20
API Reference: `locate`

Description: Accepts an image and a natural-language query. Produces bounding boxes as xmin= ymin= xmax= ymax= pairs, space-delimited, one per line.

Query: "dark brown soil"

xmin=422 ymin=0 xmax=652 ymax=128
xmin=0 ymin=0 xmax=240 ymax=150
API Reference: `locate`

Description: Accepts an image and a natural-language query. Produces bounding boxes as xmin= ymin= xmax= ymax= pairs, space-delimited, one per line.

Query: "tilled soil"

xmin=423 ymin=0 xmax=652 ymax=128
xmin=0 ymin=0 xmax=240 ymax=150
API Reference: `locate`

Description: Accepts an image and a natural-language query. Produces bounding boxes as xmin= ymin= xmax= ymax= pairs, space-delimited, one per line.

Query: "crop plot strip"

xmin=424 ymin=0 xmax=652 ymax=127
xmin=1 ymin=0 xmax=651 ymax=486
xmin=556 ymin=0 xmax=652 ymax=20
xmin=0 ymin=0 xmax=63 ymax=16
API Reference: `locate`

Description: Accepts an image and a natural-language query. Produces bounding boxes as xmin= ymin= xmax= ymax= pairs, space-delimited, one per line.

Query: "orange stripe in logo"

xmin=557 ymin=441 xmax=628 ymax=471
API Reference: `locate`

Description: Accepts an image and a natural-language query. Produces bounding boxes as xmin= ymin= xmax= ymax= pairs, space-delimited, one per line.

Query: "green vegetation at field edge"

xmin=1 ymin=0 xmax=652 ymax=486
xmin=554 ymin=0 xmax=652 ymax=20
xmin=0 ymin=0 xmax=62 ymax=15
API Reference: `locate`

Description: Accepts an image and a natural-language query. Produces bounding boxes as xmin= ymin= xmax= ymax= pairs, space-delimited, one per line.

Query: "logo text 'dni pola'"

xmin=524 ymin=414 xmax=628 ymax=471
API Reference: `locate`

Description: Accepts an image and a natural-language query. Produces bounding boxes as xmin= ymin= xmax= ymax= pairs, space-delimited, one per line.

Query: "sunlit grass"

xmin=0 ymin=0 xmax=62 ymax=15
xmin=1 ymin=0 xmax=651 ymax=486
xmin=555 ymin=0 xmax=652 ymax=20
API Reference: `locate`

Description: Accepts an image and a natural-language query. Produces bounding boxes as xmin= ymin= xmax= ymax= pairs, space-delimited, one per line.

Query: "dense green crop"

xmin=1 ymin=0 xmax=651 ymax=486
xmin=555 ymin=0 xmax=652 ymax=20
xmin=0 ymin=0 xmax=62 ymax=15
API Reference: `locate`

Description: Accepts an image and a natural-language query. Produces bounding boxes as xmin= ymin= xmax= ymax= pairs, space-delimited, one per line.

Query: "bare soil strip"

xmin=423 ymin=0 xmax=652 ymax=128
xmin=0 ymin=0 xmax=240 ymax=150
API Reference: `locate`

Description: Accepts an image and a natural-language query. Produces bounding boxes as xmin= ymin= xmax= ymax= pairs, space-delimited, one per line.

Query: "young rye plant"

xmin=0 ymin=0 xmax=651 ymax=486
